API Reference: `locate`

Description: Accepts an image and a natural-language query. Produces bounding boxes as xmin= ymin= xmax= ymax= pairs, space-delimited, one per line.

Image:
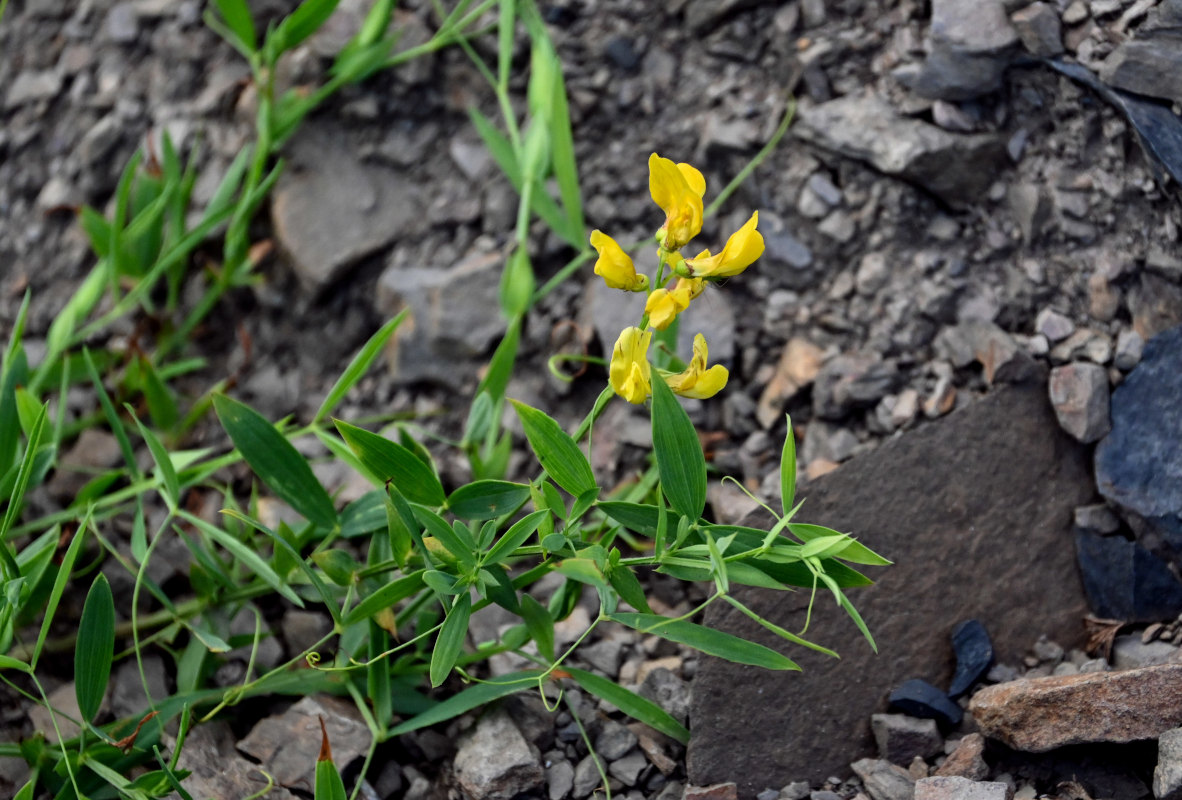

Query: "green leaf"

xmin=565 ymin=667 xmax=688 ymax=744
xmin=447 ymin=480 xmax=530 ymax=521
xmin=314 ymin=719 xmax=348 ymax=800
xmin=31 ymin=515 xmax=88 ymax=670
xmin=83 ymin=348 xmax=138 ymax=479
xmin=339 ymin=491 xmax=387 ymax=539
xmin=0 ymin=405 xmax=47 ymax=580
xmin=312 ymin=549 xmax=360 ymax=586
xmin=650 ymin=377 xmax=706 ymax=521
xmin=414 ymin=506 xmax=476 ymax=568
xmin=0 ymin=655 xmax=31 ymax=673
xmin=789 ymin=524 xmax=891 ymax=566
xmin=343 ymin=570 xmax=425 ymax=626
xmin=335 ymin=419 xmax=445 ymax=507
xmin=509 ymin=399 xmax=596 ymax=497
xmin=598 ymin=501 xmax=681 ymax=538
xmin=720 ymin=595 xmax=838 ymax=658
xmin=315 ymin=311 xmax=407 ymax=424
xmin=607 ymin=612 xmax=799 ymax=671
xmin=430 ymin=594 xmax=471 ymax=687
xmin=519 ymin=593 xmax=553 ymax=661
xmin=484 ymin=509 xmax=548 ymax=565
xmin=476 ymin=317 xmax=521 ymax=404
xmin=607 ymin=562 xmax=651 ymax=613
xmin=277 ymin=0 xmax=341 ymax=52
xmin=500 ymin=248 xmax=535 ymax=318
xmin=388 ymin=670 xmax=542 ymax=736
xmin=214 ymin=395 xmax=337 ymax=529
xmin=180 ymin=510 xmax=305 ymax=608
xmin=129 ymin=408 xmax=180 ymax=507
xmin=781 ymin=414 xmax=797 ymax=515
xmin=75 ymin=574 xmax=115 ymax=722
xmin=211 ymin=0 xmax=257 ymax=51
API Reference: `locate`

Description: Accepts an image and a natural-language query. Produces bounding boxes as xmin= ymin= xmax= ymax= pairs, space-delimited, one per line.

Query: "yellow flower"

xmin=661 ymin=333 xmax=729 ymax=399
xmin=649 ymin=153 xmax=706 ymax=251
xmin=591 ymin=230 xmax=649 ymax=292
xmin=684 ymin=212 xmax=764 ymax=279
xmin=644 ymin=277 xmax=704 ymax=330
xmin=609 ymin=326 xmax=653 ymax=404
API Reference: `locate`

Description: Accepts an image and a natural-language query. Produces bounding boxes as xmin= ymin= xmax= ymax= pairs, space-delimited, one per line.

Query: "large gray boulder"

xmin=688 ymin=376 xmax=1094 ymax=795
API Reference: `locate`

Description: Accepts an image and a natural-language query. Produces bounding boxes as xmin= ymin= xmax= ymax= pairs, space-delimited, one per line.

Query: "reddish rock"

xmin=969 ymin=663 xmax=1182 ymax=751
xmin=684 ymin=783 xmax=739 ymax=800
xmin=934 ymin=733 xmax=988 ymax=780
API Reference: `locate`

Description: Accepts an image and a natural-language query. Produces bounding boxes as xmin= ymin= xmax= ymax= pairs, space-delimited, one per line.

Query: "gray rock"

xmin=1112 ymin=634 xmax=1182 ymax=669
xmin=573 ymin=754 xmax=603 ymax=798
xmin=79 ymin=115 xmax=124 ymax=170
xmin=454 ymin=708 xmax=544 ymax=800
xmin=1007 ymin=183 xmax=1051 ymax=244
xmin=1048 ymin=362 xmax=1111 ymax=443
xmin=172 ymin=722 xmax=297 ymax=800
xmin=376 ymin=245 xmax=506 ymax=387
xmin=595 ymin=719 xmax=639 ymax=760
xmin=934 ymin=320 xmax=1037 ymax=385
xmin=914 ymin=776 xmax=1009 ymax=800
xmin=1073 ymin=503 xmax=1121 ymax=535
xmin=1114 ymin=329 xmax=1145 ymax=371
xmin=272 ymin=122 xmax=424 ymax=293
xmin=1129 ymin=273 xmax=1182 ymax=341
xmin=689 ymin=378 xmax=1094 ymax=791
xmin=684 ymin=0 xmax=764 ymax=33
xmin=871 ymin=714 xmax=943 ymax=766
xmin=1096 ymin=325 xmax=1182 ymax=568
xmin=582 ymin=638 xmax=625 ymax=678
xmin=5 ymin=70 xmax=63 ymax=108
xmin=780 ymin=781 xmax=811 ymax=800
xmin=933 ymin=734 xmax=988 ymax=780
xmin=1011 ymin=2 xmax=1064 ymax=56
xmin=763 ymin=228 xmax=815 ymax=272
xmin=1156 ymin=727 xmax=1182 ymax=800
xmin=850 ymin=758 xmax=914 ymax=800
xmin=855 ymin=252 xmax=890 ymax=296
xmin=794 ymin=92 xmax=1007 ymax=206
xmin=639 ymin=667 xmax=690 ymax=725
xmin=1035 ymin=308 xmax=1074 ymax=343
xmin=896 ymin=0 xmax=1019 ymax=100
xmin=109 ymin=655 xmax=169 ymax=720
xmin=547 ymin=757 xmax=575 ymax=800
xmin=238 ymin=695 xmax=370 ymax=787
xmin=609 ymin=749 xmax=648 ymax=786
xmin=106 ymin=3 xmax=139 ymax=42
xmin=1100 ymin=32 xmax=1182 ymax=106
xmin=812 ymin=354 xmax=903 ymax=420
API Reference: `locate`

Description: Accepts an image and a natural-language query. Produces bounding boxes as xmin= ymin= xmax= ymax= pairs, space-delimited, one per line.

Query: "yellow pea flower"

xmin=661 ymin=333 xmax=729 ymax=399
xmin=609 ymin=326 xmax=653 ymax=404
xmin=649 ymin=153 xmax=706 ymax=251
xmin=590 ymin=230 xmax=649 ymax=292
xmin=644 ymin=277 xmax=704 ymax=330
xmin=684 ymin=212 xmax=764 ymax=279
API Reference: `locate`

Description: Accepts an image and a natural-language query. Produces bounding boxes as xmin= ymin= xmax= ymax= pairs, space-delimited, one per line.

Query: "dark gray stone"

xmin=1074 ymin=529 xmax=1182 ymax=621
xmin=1156 ymin=727 xmax=1182 ymax=800
xmin=688 ymin=378 xmax=1093 ymax=795
xmin=272 ymin=121 xmax=425 ymax=293
xmin=812 ymin=354 xmax=903 ymax=420
xmin=888 ymin=679 xmax=963 ymax=728
xmin=1095 ymin=324 xmax=1182 ymax=572
xmin=871 ymin=713 xmax=943 ymax=765
xmin=794 ymin=93 xmax=1007 ymax=206
xmin=948 ymin=620 xmax=993 ymax=698
xmin=896 ymin=0 xmax=1019 ymax=100
xmin=1100 ymin=32 xmax=1182 ymax=107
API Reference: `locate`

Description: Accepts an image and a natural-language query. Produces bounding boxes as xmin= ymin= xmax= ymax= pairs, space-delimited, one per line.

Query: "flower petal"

xmin=591 ymin=230 xmax=648 ymax=292
xmin=685 ymin=212 xmax=764 ymax=279
xmin=648 ymin=153 xmax=704 ymax=250
xmin=662 ymin=333 xmax=729 ymax=399
xmin=609 ymin=327 xmax=653 ymax=404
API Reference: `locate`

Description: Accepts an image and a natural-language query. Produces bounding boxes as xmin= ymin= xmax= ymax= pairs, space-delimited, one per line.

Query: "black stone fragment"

xmin=604 ymin=36 xmax=640 ymax=71
xmin=1074 ymin=529 xmax=1182 ymax=621
xmin=888 ymin=678 xmax=963 ymax=727
xmin=948 ymin=619 xmax=993 ymax=698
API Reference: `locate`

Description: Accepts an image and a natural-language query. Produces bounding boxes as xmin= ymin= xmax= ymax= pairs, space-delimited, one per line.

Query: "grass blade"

xmin=314 ymin=310 xmax=407 ymax=424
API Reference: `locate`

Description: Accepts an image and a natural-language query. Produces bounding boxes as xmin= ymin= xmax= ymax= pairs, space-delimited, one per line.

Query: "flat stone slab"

xmin=969 ymin=664 xmax=1182 ymax=751
xmin=687 ymin=377 xmax=1094 ymax=795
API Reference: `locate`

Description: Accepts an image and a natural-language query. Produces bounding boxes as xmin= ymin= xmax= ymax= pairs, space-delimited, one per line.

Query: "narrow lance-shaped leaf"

xmin=76 ymin=573 xmax=116 ymax=723
xmin=608 ymin=612 xmax=799 ymax=671
xmin=781 ymin=414 xmax=797 ymax=516
xmin=649 ymin=377 xmax=706 ymax=521
xmin=447 ymin=480 xmax=530 ymax=521
xmin=214 ymin=394 xmax=337 ymax=529
xmin=509 ymin=399 xmax=596 ymax=497
xmin=565 ymin=667 xmax=688 ymax=744
xmin=430 ymin=594 xmax=472 ymax=687
xmin=315 ymin=310 xmax=407 ymax=424
xmin=335 ymin=419 xmax=446 ymax=507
